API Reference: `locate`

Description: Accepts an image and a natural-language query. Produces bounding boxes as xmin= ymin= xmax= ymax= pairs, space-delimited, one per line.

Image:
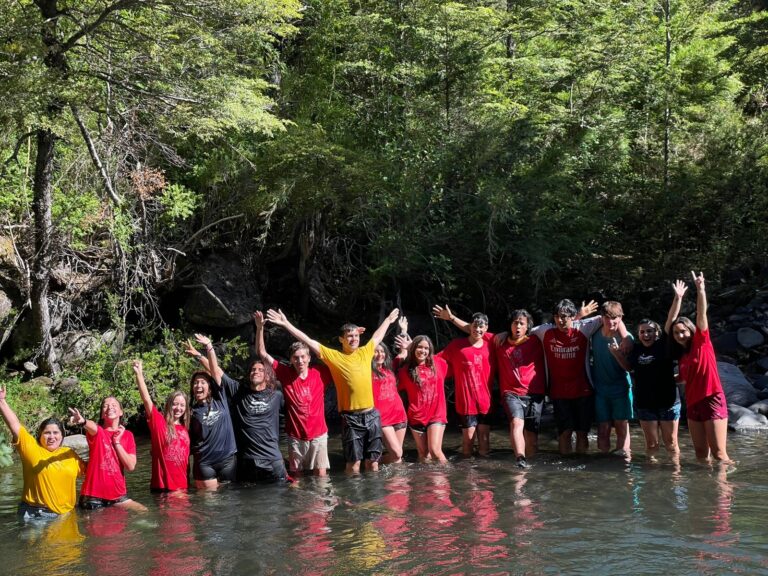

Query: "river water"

xmin=1 ymin=428 xmax=767 ymax=575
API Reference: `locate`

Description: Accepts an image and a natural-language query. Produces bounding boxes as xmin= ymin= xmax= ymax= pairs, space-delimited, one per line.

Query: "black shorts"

xmin=79 ymin=495 xmax=129 ymax=510
xmin=341 ymin=409 xmax=383 ymax=464
xmin=389 ymin=421 xmax=407 ymax=431
xmin=193 ymin=453 xmax=238 ymax=482
xmin=503 ymin=393 xmax=545 ymax=434
xmin=458 ymin=412 xmax=491 ymax=429
xmin=238 ymin=458 xmax=287 ymax=483
xmin=552 ymin=396 xmax=594 ymax=434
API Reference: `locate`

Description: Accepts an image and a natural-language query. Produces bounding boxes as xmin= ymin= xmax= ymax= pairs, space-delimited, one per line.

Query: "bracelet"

xmin=205 ymin=344 xmax=213 ymax=351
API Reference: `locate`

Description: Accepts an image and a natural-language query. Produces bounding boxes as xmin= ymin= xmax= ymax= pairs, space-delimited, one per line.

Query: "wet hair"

xmin=189 ymin=371 xmax=215 ymax=405
xmin=247 ymin=358 xmax=278 ymax=391
xmin=508 ymin=309 xmax=533 ymax=334
xmin=288 ymin=341 xmax=310 ymax=358
xmin=162 ymin=391 xmax=190 ymax=443
xmin=670 ymin=316 xmax=697 ymax=355
xmin=600 ymin=301 xmax=624 ymax=318
xmin=36 ymin=417 xmax=65 ymax=446
xmin=404 ymin=335 xmax=435 ymax=387
xmin=471 ymin=313 xmax=489 ymax=326
xmin=553 ymin=299 xmax=578 ymax=318
xmin=339 ymin=323 xmax=360 ymax=336
xmin=372 ymin=342 xmax=393 ymax=378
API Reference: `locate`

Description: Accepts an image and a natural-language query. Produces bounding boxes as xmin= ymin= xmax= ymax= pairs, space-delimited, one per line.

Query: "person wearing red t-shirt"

xmin=432 ymin=306 xmax=495 ymax=457
xmin=69 ymin=397 xmax=145 ymax=511
xmin=132 ymin=360 xmax=190 ymax=491
xmin=530 ymin=299 xmax=603 ymax=455
xmin=255 ymin=311 xmax=331 ymax=477
xmin=493 ymin=309 xmax=546 ymax=467
xmin=372 ymin=342 xmax=407 ymax=464
xmin=666 ymin=272 xmax=730 ymax=463
xmin=395 ymin=334 xmax=449 ymax=464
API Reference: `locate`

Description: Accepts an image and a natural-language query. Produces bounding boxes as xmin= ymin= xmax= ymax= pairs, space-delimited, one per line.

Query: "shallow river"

xmin=1 ymin=427 xmax=767 ymax=575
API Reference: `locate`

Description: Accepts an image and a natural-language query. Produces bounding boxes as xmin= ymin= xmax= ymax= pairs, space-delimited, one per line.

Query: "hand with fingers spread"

xmin=395 ymin=333 xmax=412 ymax=352
xmin=672 ymin=279 xmax=688 ymax=299
xmin=194 ymin=333 xmax=212 ymax=348
xmin=432 ymin=304 xmax=453 ymax=321
xmin=265 ymin=308 xmax=288 ymax=327
xmin=397 ymin=315 xmax=409 ymax=335
xmin=578 ymin=300 xmax=598 ymax=319
xmin=68 ymin=407 xmax=86 ymax=427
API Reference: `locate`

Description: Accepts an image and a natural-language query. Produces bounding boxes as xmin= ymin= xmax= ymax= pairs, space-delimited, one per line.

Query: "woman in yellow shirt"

xmin=0 ymin=384 xmax=85 ymax=518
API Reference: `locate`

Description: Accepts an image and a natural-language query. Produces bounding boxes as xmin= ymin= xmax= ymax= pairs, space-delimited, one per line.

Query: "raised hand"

xmin=672 ymin=279 xmax=688 ymax=299
xmin=579 ymin=300 xmax=598 ymax=318
xmin=386 ymin=308 xmax=400 ymax=324
xmin=395 ymin=334 xmax=412 ymax=352
xmin=265 ymin=308 xmax=288 ymax=327
xmin=253 ymin=311 xmax=265 ymax=328
xmin=183 ymin=338 xmax=200 ymax=358
xmin=691 ymin=270 xmax=705 ymax=292
xmin=132 ymin=359 xmax=143 ymax=375
xmin=397 ymin=315 xmax=409 ymax=334
xmin=113 ymin=425 xmax=126 ymax=445
xmin=432 ymin=304 xmax=453 ymax=321
xmin=68 ymin=407 xmax=86 ymax=426
xmin=194 ymin=333 xmax=212 ymax=347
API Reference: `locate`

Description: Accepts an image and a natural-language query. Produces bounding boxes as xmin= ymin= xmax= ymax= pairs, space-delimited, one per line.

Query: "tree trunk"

xmin=30 ymin=128 xmax=57 ymax=374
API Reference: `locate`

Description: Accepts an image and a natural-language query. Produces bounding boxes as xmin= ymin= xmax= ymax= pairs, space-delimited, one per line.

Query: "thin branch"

xmin=181 ymin=213 xmax=245 ymax=248
xmin=71 ymin=106 xmax=122 ymax=205
xmin=181 ymin=283 xmax=232 ymax=317
xmin=60 ymin=0 xmax=149 ymax=54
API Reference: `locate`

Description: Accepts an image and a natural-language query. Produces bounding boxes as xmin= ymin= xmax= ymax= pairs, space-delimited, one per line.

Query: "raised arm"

xmin=432 ymin=304 xmax=470 ymax=333
xmin=195 ymin=334 xmax=221 ymax=386
xmin=253 ymin=311 xmax=275 ymax=365
xmin=664 ymin=279 xmax=688 ymax=334
xmin=692 ymin=270 xmax=708 ymax=332
xmin=371 ymin=308 xmax=400 ymax=346
xmin=0 ymin=384 xmax=21 ymax=440
xmin=265 ymin=309 xmax=322 ymax=356
xmin=132 ymin=360 xmax=154 ymax=419
xmin=67 ymin=407 xmax=99 ymax=437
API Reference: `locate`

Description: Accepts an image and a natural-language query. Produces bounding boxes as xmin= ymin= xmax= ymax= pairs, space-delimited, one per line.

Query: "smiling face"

xmin=39 ymin=424 xmax=63 ymax=452
xmin=339 ymin=328 xmax=361 ymax=352
xmin=192 ymin=375 xmax=211 ymax=403
xmin=413 ymin=340 xmax=431 ymax=364
xmin=469 ymin=319 xmax=488 ymax=342
xmin=601 ymin=313 xmax=622 ymax=333
xmin=290 ymin=348 xmax=310 ymax=374
xmin=374 ymin=344 xmax=387 ymax=367
xmin=249 ymin=361 xmax=267 ymax=389
xmin=638 ymin=322 xmax=658 ymax=347
xmin=101 ymin=397 xmax=123 ymax=424
xmin=672 ymin=321 xmax=693 ymax=347
xmin=170 ymin=394 xmax=187 ymax=422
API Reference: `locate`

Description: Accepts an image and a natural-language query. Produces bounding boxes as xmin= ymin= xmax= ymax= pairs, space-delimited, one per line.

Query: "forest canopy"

xmin=1 ymin=0 xmax=767 ymax=379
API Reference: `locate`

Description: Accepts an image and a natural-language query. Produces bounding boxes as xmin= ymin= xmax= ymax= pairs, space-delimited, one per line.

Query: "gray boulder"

xmin=62 ymin=434 xmax=89 ymax=460
xmin=757 ymin=357 xmax=768 ymax=372
xmin=713 ymin=332 xmax=740 ymax=356
xmin=718 ymin=361 xmax=759 ymax=407
xmin=737 ymin=327 xmax=765 ymax=349
xmin=748 ymin=400 xmax=768 ymax=416
xmin=728 ymin=404 xmax=768 ymax=431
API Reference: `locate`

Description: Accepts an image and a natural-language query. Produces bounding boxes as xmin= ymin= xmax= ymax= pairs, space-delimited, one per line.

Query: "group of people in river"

xmin=0 ymin=271 xmax=731 ymax=519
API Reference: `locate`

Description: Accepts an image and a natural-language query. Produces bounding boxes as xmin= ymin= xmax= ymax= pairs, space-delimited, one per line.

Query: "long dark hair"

xmin=405 ymin=335 xmax=435 ymax=387
xmin=669 ymin=316 xmax=697 ymax=357
xmin=189 ymin=371 xmax=215 ymax=406
xmin=246 ymin=359 xmax=279 ymax=391
xmin=372 ymin=343 xmax=393 ymax=379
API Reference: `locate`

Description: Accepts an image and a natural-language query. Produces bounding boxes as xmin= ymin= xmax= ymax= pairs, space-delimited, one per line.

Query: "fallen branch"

xmin=181 ymin=283 xmax=232 ymax=317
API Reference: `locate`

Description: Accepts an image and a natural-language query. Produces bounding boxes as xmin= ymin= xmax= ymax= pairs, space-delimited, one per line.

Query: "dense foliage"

xmin=0 ymin=0 xmax=767 ymax=400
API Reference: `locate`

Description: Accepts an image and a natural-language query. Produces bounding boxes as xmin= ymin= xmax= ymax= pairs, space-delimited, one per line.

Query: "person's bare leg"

xmin=688 ymin=419 xmax=710 ymax=463
xmin=196 ymin=478 xmax=218 ymax=490
xmin=510 ymin=418 xmax=526 ymax=458
xmin=614 ymin=419 xmax=630 ymax=453
xmin=559 ymin=430 xmax=574 ymax=455
xmin=640 ymin=420 xmax=660 ymax=460
xmin=523 ymin=430 xmax=538 ymax=458
xmin=381 ymin=426 xmax=403 ymax=464
xmin=477 ymin=423 xmax=491 ymax=456
xmin=575 ymin=431 xmax=589 ymax=454
xmin=411 ymin=429 xmax=429 ymax=462
xmin=705 ymin=419 xmax=730 ymax=463
xmin=345 ymin=460 xmax=361 ymax=475
xmin=597 ymin=422 xmax=612 ymax=453
xmin=660 ymin=420 xmax=679 ymax=456
xmin=427 ymin=425 xmax=448 ymax=464
xmin=462 ymin=426 xmax=476 ymax=457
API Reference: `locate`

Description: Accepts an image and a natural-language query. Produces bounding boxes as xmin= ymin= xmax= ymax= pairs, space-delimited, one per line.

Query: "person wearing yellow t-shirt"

xmin=266 ymin=307 xmax=400 ymax=474
xmin=0 ymin=384 xmax=85 ymax=518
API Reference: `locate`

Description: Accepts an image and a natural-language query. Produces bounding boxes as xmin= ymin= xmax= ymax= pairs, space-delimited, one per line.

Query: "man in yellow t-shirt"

xmin=266 ymin=308 xmax=400 ymax=474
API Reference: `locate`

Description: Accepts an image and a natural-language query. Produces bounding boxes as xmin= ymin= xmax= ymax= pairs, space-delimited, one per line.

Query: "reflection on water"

xmin=1 ymin=429 xmax=767 ymax=575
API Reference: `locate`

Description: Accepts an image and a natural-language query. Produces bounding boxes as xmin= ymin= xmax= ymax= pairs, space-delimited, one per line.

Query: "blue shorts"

xmin=595 ymin=392 xmax=634 ymax=422
xmin=410 ymin=421 xmax=446 ymax=434
xmin=18 ymin=502 xmax=59 ymax=519
xmin=458 ymin=413 xmax=491 ymax=429
xmin=79 ymin=495 xmax=129 ymax=510
xmin=552 ymin=396 xmax=594 ymax=434
xmin=193 ymin=452 xmax=237 ymax=482
xmin=636 ymin=403 xmax=681 ymax=422
xmin=341 ymin=409 xmax=383 ymax=463
xmin=502 ymin=393 xmax=545 ymax=433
